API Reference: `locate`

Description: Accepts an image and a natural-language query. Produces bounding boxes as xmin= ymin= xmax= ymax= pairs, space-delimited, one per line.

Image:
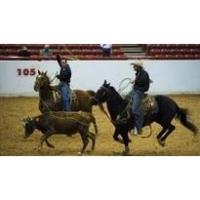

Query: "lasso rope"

xmin=65 ymin=47 xmax=79 ymax=60
xmin=118 ymin=78 xmax=132 ymax=94
xmin=50 ymin=72 xmax=58 ymax=84
xmin=141 ymin=125 xmax=153 ymax=138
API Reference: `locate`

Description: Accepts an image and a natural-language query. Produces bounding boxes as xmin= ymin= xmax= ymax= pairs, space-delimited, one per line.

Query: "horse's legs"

xmin=87 ymin=131 xmax=96 ymax=151
xmin=160 ymin=124 xmax=175 ymax=145
xmin=92 ymin=118 xmax=98 ymax=135
xmin=112 ymin=127 xmax=130 ymax=155
xmin=113 ymin=129 xmax=124 ymax=144
xmin=120 ymin=131 xmax=130 ymax=155
xmin=157 ymin=127 xmax=168 ymax=147
xmin=79 ymin=129 xmax=89 ymax=155
xmin=113 ymin=127 xmax=131 ymax=144
xmin=157 ymin=124 xmax=175 ymax=147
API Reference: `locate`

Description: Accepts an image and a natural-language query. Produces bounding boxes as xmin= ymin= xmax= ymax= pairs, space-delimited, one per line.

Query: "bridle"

xmin=92 ymin=86 xmax=112 ymax=121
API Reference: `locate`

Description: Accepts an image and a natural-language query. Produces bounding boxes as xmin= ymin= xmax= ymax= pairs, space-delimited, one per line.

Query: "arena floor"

xmin=0 ymin=95 xmax=200 ymax=156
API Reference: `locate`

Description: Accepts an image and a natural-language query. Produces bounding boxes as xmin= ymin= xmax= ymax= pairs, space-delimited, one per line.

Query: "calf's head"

xmin=22 ymin=117 xmax=35 ymax=138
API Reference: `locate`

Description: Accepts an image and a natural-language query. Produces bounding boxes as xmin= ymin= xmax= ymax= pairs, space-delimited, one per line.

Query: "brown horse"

xmin=34 ymin=70 xmax=96 ymax=114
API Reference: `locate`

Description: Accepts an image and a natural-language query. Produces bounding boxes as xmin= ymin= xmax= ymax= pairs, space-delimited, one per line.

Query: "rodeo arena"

xmin=0 ymin=44 xmax=200 ymax=156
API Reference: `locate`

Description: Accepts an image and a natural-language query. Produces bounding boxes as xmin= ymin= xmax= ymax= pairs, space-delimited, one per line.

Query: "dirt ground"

xmin=0 ymin=95 xmax=200 ymax=156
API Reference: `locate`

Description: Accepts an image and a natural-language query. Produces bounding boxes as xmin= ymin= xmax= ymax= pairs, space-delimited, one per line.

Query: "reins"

xmin=95 ymin=98 xmax=116 ymax=126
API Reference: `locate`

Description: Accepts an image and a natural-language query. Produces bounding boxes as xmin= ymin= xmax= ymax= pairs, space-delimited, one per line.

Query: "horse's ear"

xmin=104 ymin=80 xmax=110 ymax=87
xmin=38 ymin=70 xmax=41 ymax=75
xmin=44 ymin=71 xmax=47 ymax=76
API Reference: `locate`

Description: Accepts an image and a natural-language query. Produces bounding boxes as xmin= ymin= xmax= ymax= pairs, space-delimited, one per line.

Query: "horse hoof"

xmin=157 ymin=139 xmax=165 ymax=147
xmin=91 ymin=148 xmax=95 ymax=151
xmin=77 ymin=152 xmax=82 ymax=156
xmin=85 ymin=150 xmax=94 ymax=154
xmin=122 ymin=151 xmax=129 ymax=156
xmin=122 ymin=148 xmax=130 ymax=156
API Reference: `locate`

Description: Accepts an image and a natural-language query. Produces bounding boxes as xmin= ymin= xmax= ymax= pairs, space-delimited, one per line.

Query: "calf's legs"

xmin=38 ymin=133 xmax=52 ymax=151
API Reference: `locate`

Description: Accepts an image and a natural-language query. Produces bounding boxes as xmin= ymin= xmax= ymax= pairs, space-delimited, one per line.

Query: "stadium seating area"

xmin=146 ymin=44 xmax=200 ymax=59
xmin=0 ymin=44 xmax=200 ymax=60
xmin=0 ymin=44 xmax=127 ymax=60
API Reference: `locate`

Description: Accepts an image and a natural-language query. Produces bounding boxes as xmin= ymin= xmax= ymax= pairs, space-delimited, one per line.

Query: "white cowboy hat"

xmin=130 ymin=60 xmax=143 ymax=67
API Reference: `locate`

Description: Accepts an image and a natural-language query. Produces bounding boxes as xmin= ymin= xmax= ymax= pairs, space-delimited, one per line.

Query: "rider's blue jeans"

xmin=132 ymin=89 xmax=144 ymax=132
xmin=59 ymin=82 xmax=71 ymax=111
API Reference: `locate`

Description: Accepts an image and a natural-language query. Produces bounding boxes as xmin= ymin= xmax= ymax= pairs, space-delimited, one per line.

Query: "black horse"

xmin=91 ymin=81 xmax=198 ymax=155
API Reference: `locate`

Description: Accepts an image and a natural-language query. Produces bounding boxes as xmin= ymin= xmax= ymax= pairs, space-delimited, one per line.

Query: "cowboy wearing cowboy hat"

xmin=56 ymin=54 xmax=72 ymax=111
xmin=130 ymin=60 xmax=150 ymax=135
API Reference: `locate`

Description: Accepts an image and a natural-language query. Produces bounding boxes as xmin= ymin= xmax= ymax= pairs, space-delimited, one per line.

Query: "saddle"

xmin=141 ymin=94 xmax=158 ymax=116
xmin=51 ymin=86 xmax=79 ymax=108
xmin=118 ymin=94 xmax=158 ymax=123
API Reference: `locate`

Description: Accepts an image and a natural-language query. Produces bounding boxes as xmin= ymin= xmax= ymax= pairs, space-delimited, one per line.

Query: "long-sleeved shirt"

xmin=134 ymin=69 xmax=150 ymax=92
xmin=56 ymin=64 xmax=71 ymax=84
xmin=56 ymin=55 xmax=71 ymax=84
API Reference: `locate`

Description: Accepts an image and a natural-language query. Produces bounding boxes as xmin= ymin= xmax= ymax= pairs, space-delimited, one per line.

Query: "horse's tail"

xmin=176 ymin=107 xmax=198 ymax=135
xmin=87 ymin=90 xmax=96 ymax=97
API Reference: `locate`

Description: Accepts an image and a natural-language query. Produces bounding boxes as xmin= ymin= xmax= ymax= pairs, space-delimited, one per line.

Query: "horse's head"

xmin=34 ymin=70 xmax=50 ymax=92
xmin=91 ymin=80 xmax=111 ymax=105
xmin=92 ymin=80 xmax=126 ymax=121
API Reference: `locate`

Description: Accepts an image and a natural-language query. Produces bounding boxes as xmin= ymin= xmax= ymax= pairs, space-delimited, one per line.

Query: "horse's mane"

xmin=39 ymin=72 xmax=52 ymax=86
xmin=101 ymin=85 xmax=127 ymax=120
xmin=45 ymin=74 xmax=52 ymax=85
xmin=109 ymin=86 xmax=124 ymax=103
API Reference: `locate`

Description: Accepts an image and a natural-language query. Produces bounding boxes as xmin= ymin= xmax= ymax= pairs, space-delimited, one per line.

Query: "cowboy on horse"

xmin=56 ymin=54 xmax=72 ymax=111
xmin=130 ymin=60 xmax=151 ymax=135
